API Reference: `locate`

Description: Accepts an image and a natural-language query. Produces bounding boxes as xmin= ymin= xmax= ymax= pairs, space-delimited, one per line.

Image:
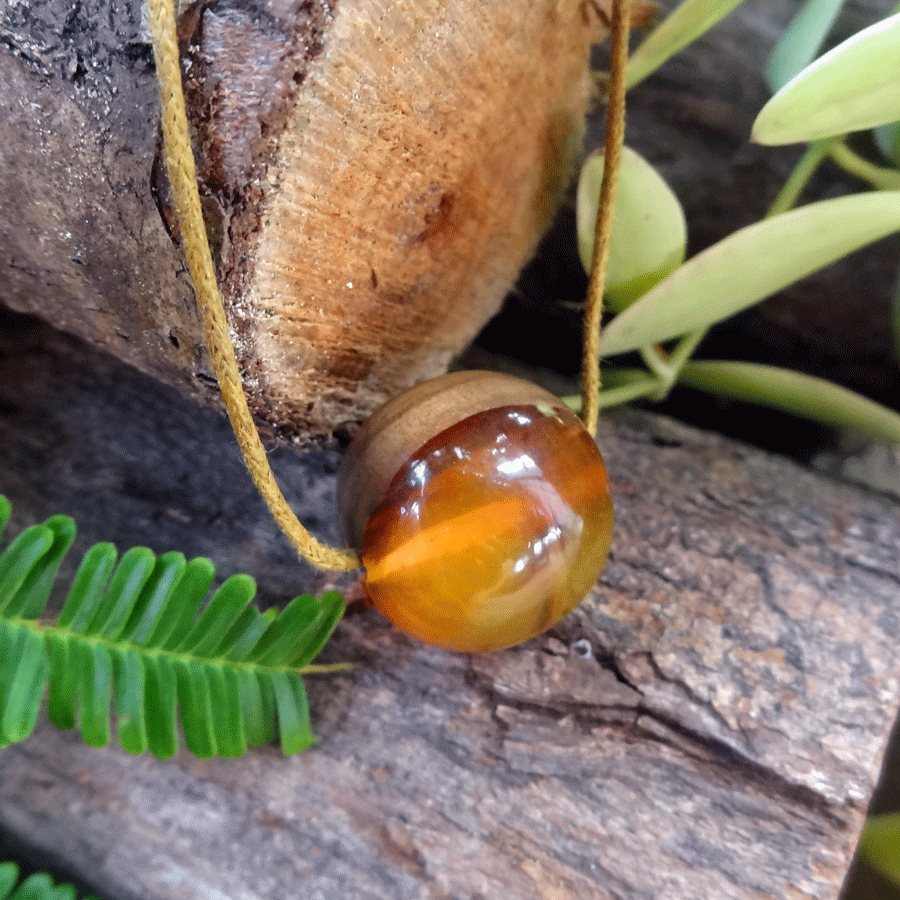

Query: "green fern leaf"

xmin=0 ymin=865 xmax=17 ymax=898
xmin=0 ymin=496 xmax=347 ymax=758
xmin=0 ymin=862 xmax=100 ymax=900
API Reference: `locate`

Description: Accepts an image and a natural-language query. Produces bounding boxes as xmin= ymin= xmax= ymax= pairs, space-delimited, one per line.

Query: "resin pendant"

xmin=339 ymin=371 xmax=614 ymax=652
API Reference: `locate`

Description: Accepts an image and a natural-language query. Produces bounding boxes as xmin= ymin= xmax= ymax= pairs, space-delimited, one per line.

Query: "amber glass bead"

xmin=339 ymin=371 xmax=614 ymax=653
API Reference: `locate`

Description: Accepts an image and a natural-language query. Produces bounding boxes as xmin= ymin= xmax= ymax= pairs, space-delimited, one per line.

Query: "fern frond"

xmin=0 ymin=496 xmax=347 ymax=758
xmin=0 ymin=862 xmax=100 ymax=900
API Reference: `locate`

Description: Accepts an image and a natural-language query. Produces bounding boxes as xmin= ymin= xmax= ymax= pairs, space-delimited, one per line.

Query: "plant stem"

xmin=767 ymin=137 xmax=841 ymax=217
xmin=678 ymin=360 xmax=900 ymax=442
xmin=629 ymin=327 xmax=709 ymax=403
xmin=829 ymin=143 xmax=900 ymax=191
xmin=300 ymin=662 xmax=358 ymax=675
xmin=639 ymin=344 xmax=674 ymax=383
xmin=598 ymin=377 xmax=661 ymax=408
xmin=564 ymin=371 xmax=660 ymax=412
xmin=667 ymin=327 xmax=708 ymax=371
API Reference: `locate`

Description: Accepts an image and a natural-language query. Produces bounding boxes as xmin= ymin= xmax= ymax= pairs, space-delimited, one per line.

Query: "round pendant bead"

xmin=338 ymin=371 xmax=614 ymax=652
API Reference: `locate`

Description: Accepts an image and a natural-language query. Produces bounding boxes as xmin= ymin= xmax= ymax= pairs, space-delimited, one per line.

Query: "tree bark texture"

xmin=0 ymin=0 xmax=615 ymax=443
xmin=4 ymin=0 xmax=897 ymax=446
xmin=1 ymin=310 xmax=899 ymax=900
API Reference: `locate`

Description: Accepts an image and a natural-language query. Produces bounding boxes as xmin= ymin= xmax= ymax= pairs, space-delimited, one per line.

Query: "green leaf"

xmin=240 ymin=670 xmax=277 ymax=748
xmin=14 ymin=516 xmax=76 ymax=619
xmin=55 ymin=543 xmax=117 ymax=631
xmin=113 ymin=649 xmax=148 ymax=754
xmin=858 ymin=812 xmax=900 ymax=886
xmin=86 ymin=547 xmax=155 ymax=639
xmin=148 ymin=556 xmax=215 ymax=650
xmin=754 ymin=12 xmax=900 ymax=144
xmin=598 ymin=192 xmax=900 ymax=357
xmin=577 ymin=147 xmax=687 ymax=311
xmin=239 ymin=670 xmax=276 ymax=747
xmin=271 ymin=671 xmax=314 ymax=754
xmin=0 ymin=496 xmax=347 ymax=759
xmin=0 ymin=526 xmax=54 ymax=618
xmin=0 ymin=863 xmax=99 ymax=900
xmin=174 ymin=658 xmax=216 ymax=758
xmin=208 ymin=664 xmax=247 ymax=759
xmin=51 ymin=884 xmax=78 ymax=900
xmin=0 ymin=627 xmax=47 ymax=744
xmin=217 ymin=605 xmax=276 ymax=662
xmin=677 ymin=360 xmax=900 ymax=443
xmin=118 ymin=551 xmax=186 ymax=644
xmin=290 ymin=592 xmax=346 ymax=669
xmin=625 ymin=0 xmax=747 ymax=89
xmin=174 ymin=574 xmax=256 ymax=656
xmin=765 ymin=0 xmax=845 ymax=92
xmin=46 ymin=633 xmax=77 ymax=730
xmin=0 ymin=864 xmax=18 ymax=898
xmin=143 ymin=656 xmax=179 ymax=760
xmin=0 ymin=498 xmax=10 ymax=538
xmin=248 ymin=594 xmax=324 ymax=665
xmin=79 ymin=642 xmax=113 ymax=748
xmin=9 ymin=873 xmax=55 ymax=900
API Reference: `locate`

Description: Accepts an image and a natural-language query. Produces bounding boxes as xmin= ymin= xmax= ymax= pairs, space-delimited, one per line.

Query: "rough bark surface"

xmin=7 ymin=0 xmax=897 ymax=447
xmin=0 ymin=0 xmax=608 ymax=444
xmin=1 ymin=311 xmax=899 ymax=900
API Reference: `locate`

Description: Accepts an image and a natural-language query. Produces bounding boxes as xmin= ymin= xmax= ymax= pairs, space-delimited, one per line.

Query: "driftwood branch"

xmin=0 ymin=0 xmax=617 ymax=443
xmin=1 ymin=312 xmax=898 ymax=900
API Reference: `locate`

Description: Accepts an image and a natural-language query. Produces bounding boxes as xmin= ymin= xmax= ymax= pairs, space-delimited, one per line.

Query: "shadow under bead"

xmin=339 ymin=371 xmax=614 ymax=652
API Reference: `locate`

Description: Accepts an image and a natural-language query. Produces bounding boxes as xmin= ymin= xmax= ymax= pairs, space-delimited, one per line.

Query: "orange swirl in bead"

xmin=360 ymin=403 xmax=614 ymax=652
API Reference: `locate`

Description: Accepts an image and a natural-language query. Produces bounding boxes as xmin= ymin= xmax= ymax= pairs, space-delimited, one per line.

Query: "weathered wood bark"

xmin=0 ymin=0 xmax=620 ymax=443
xmin=5 ymin=0 xmax=897 ymax=445
xmin=2 ymin=311 xmax=899 ymax=900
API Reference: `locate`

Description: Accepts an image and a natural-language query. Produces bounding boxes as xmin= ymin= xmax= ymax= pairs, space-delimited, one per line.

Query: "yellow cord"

xmin=146 ymin=0 xmax=361 ymax=572
xmin=581 ymin=0 xmax=630 ymax=435
xmin=146 ymin=0 xmax=627 ymax=568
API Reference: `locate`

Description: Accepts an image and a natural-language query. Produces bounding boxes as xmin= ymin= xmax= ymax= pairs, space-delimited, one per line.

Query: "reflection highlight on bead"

xmin=359 ymin=403 xmax=614 ymax=652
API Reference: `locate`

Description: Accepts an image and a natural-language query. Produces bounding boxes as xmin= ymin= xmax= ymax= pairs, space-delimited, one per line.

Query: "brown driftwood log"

xmin=4 ymin=0 xmax=897 ymax=441
xmin=1 ymin=311 xmax=899 ymax=900
xmin=0 ymin=0 xmax=656 ymax=443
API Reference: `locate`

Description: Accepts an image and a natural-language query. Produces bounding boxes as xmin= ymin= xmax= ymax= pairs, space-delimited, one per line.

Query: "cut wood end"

xmin=179 ymin=0 xmax=609 ymax=444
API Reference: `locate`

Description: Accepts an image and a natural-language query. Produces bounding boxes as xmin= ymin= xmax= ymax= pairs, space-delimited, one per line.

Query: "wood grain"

xmin=0 ymin=0 xmax=608 ymax=443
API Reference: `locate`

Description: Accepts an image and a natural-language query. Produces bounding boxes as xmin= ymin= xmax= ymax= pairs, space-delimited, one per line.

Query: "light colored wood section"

xmin=0 ymin=0 xmax=609 ymax=443
xmin=240 ymin=0 xmax=598 ymax=436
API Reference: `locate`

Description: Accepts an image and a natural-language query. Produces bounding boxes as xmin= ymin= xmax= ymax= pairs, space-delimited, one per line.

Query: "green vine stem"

xmin=570 ymin=359 xmax=900 ymax=445
xmin=678 ymin=360 xmax=900 ymax=441
xmin=767 ymin=137 xmax=842 ymax=217
xmin=564 ymin=371 xmax=659 ymax=412
xmin=829 ymin=142 xmax=900 ymax=191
